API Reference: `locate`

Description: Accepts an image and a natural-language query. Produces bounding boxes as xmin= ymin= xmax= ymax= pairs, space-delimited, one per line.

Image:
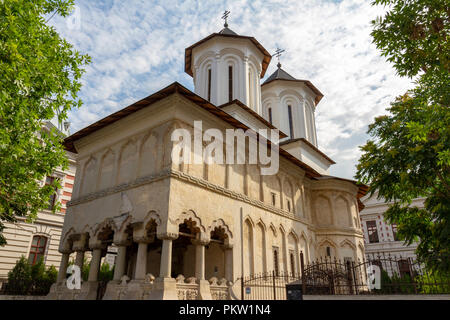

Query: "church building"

xmin=48 ymin=21 xmax=367 ymax=300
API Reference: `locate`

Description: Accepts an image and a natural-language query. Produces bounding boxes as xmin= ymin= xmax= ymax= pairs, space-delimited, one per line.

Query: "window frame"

xmin=287 ymin=104 xmax=294 ymax=138
xmin=228 ymin=65 xmax=233 ymax=102
xmin=366 ymin=220 xmax=379 ymax=243
xmin=28 ymin=235 xmax=48 ymax=265
xmin=45 ymin=176 xmax=58 ymax=210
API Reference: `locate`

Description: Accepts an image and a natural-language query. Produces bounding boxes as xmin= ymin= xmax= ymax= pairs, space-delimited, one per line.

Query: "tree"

xmin=356 ymin=0 xmax=449 ymax=272
xmin=0 ymin=0 xmax=90 ymax=245
xmin=6 ymin=256 xmax=58 ymax=295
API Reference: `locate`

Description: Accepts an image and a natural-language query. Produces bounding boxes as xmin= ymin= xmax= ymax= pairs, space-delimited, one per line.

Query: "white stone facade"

xmin=48 ymin=25 xmax=367 ymax=300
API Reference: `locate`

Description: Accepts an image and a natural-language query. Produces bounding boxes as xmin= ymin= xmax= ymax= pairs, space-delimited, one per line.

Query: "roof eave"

xmin=261 ymin=78 xmax=324 ymax=105
xmin=184 ymin=33 xmax=272 ymax=79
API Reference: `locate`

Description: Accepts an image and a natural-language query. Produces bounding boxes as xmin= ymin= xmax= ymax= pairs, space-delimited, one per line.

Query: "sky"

xmin=49 ymin=0 xmax=413 ymax=180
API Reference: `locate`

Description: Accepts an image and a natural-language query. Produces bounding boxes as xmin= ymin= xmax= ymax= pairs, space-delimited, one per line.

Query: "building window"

xmin=392 ymin=224 xmax=398 ymax=241
xmin=207 ymin=68 xmax=212 ymax=102
xmin=287 ymin=105 xmax=294 ymax=138
xmin=228 ymin=66 xmax=233 ymax=102
xmin=398 ymin=259 xmax=411 ymax=278
xmin=366 ymin=220 xmax=379 ymax=243
xmin=287 ymin=200 xmax=291 ymax=212
xmin=45 ymin=176 xmax=57 ymax=210
xmin=271 ymin=192 xmax=276 ymax=206
xmin=28 ymin=235 xmax=47 ymax=265
xmin=289 ymin=251 xmax=296 ymax=274
xmin=326 ymin=246 xmax=331 ymax=257
xmin=248 ymin=71 xmax=253 ymax=108
xmin=273 ymin=247 xmax=279 ymax=275
xmin=268 ymin=107 xmax=273 ymax=124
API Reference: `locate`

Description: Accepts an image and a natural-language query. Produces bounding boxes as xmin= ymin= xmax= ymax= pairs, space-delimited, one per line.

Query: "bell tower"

xmin=184 ymin=12 xmax=271 ymax=113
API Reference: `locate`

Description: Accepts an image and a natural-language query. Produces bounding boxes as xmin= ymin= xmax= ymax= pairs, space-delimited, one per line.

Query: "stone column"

xmin=88 ymin=247 xmax=103 ymax=282
xmin=159 ymin=236 xmax=175 ymax=278
xmin=222 ymin=244 xmax=233 ymax=282
xmin=146 ymin=232 xmax=178 ymax=300
xmin=74 ymin=250 xmax=84 ymax=269
xmin=192 ymin=236 xmax=212 ymax=300
xmin=57 ymin=252 xmax=71 ymax=283
xmin=76 ymin=241 xmax=104 ymax=300
xmin=134 ymin=239 xmax=149 ymax=280
xmin=72 ymin=234 xmax=87 ymax=271
xmin=113 ymin=243 xmax=128 ymax=281
xmin=192 ymin=239 xmax=208 ymax=280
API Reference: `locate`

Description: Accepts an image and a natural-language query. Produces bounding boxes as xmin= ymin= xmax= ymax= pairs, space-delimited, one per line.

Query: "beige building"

xmin=48 ymin=24 xmax=367 ymax=300
xmin=0 ymin=122 xmax=77 ymax=290
xmin=360 ymin=192 xmax=422 ymax=262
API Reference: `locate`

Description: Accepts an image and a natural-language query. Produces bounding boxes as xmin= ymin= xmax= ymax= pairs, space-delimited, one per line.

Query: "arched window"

xmin=273 ymin=247 xmax=279 ymax=275
xmin=228 ymin=65 xmax=233 ymax=102
xmin=28 ymin=235 xmax=47 ymax=265
xmin=248 ymin=70 xmax=253 ymax=108
xmin=287 ymin=105 xmax=294 ymax=138
xmin=290 ymin=251 xmax=296 ymax=274
xmin=207 ymin=68 xmax=212 ymax=102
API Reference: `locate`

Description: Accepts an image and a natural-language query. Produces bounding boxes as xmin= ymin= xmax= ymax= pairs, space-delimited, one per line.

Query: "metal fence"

xmin=241 ymin=270 xmax=302 ymax=300
xmin=239 ymin=252 xmax=450 ymax=299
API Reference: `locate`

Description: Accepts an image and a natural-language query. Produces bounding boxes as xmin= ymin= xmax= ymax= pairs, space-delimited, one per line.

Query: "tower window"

xmin=28 ymin=235 xmax=47 ymax=265
xmin=326 ymin=246 xmax=331 ymax=257
xmin=228 ymin=66 xmax=233 ymax=102
xmin=268 ymin=108 xmax=273 ymax=124
xmin=287 ymin=105 xmax=294 ymax=138
xmin=207 ymin=69 xmax=212 ymax=102
xmin=287 ymin=200 xmax=291 ymax=212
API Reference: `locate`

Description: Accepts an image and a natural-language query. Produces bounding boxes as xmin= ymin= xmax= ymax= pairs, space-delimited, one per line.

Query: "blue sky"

xmin=50 ymin=0 xmax=413 ymax=179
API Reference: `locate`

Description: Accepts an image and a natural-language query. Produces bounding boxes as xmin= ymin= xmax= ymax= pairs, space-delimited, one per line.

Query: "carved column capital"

xmin=221 ymin=243 xmax=233 ymax=250
xmin=191 ymin=239 xmax=209 ymax=246
xmin=133 ymin=236 xmax=152 ymax=244
xmin=157 ymin=232 xmax=179 ymax=241
xmin=89 ymin=241 xmax=106 ymax=251
xmin=114 ymin=239 xmax=132 ymax=247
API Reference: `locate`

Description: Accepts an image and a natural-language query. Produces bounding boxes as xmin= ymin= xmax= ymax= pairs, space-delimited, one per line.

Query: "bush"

xmin=416 ymin=271 xmax=450 ymax=294
xmin=6 ymin=257 xmax=33 ymax=295
xmin=5 ymin=256 xmax=58 ymax=295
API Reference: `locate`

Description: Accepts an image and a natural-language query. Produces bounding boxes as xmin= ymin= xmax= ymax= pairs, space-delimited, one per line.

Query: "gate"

xmin=241 ymin=271 xmax=302 ymax=300
xmin=302 ymin=258 xmax=355 ymax=295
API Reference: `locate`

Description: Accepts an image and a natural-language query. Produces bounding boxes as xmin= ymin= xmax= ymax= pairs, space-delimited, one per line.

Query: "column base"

xmin=198 ymin=279 xmax=212 ymax=300
xmin=122 ymin=279 xmax=146 ymax=300
xmin=47 ymin=282 xmax=63 ymax=300
xmin=75 ymin=281 xmax=99 ymax=300
xmin=146 ymin=277 xmax=177 ymax=300
xmin=102 ymin=280 xmax=121 ymax=300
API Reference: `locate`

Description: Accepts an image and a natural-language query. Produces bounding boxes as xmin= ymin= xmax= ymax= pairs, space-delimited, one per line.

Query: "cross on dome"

xmin=273 ymin=48 xmax=285 ymax=68
xmin=222 ymin=10 xmax=230 ymax=27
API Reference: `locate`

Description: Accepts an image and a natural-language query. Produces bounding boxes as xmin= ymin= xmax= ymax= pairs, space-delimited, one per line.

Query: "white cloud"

xmin=50 ymin=0 xmax=412 ymax=179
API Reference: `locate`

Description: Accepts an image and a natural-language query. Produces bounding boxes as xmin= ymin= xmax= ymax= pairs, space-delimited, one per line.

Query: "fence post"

xmin=351 ymin=261 xmax=358 ymax=295
xmin=272 ymin=270 xmax=276 ymax=300
xmin=346 ymin=260 xmax=354 ymax=295
xmin=300 ymin=251 xmax=306 ymax=296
